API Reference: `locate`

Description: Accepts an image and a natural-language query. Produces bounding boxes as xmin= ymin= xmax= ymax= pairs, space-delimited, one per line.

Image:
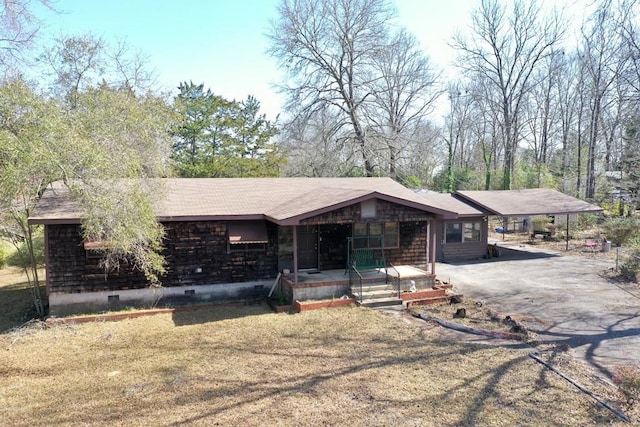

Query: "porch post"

xmin=431 ymin=219 xmax=437 ymax=275
xmin=426 ymin=220 xmax=430 ymax=268
xmin=292 ymin=224 xmax=299 ymax=286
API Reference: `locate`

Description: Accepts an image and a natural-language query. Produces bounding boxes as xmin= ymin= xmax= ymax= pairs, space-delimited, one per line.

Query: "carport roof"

xmin=454 ymin=188 xmax=603 ymax=217
xmin=415 ymin=190 xmax=484 ymax=217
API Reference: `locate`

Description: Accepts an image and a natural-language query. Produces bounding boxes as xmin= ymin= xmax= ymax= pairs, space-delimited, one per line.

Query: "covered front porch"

xmin=280 ymin=265 xmax=441 ymax=306
xmin=283 ymin=219 xmax=439 ymax=285
xmin=271 ymin=193 xmax=458 ymax=307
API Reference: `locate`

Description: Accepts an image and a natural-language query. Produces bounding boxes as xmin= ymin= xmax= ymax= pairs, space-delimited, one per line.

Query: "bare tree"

xmin=442 ymin=83 xmax=474 ymax=191
xmin=0 ymin=0 xmax=52 ymax=75
xmin=616 ymin=0 xmax=640 ymax=208
xmin=522 ymin=50 xmax=565 ymax=187
xmin=268 ymin=0 xmax=395 ymax=176
xmin=618 ymin=0 xmax=640 ymax=97
xmin=108 ymin=38 xmax=158 ymax=95
xmin=40 ymin=34 xmax=105 ymax=108
xmin=39 ymin=34 xmax=161 ymax=107
xmin=452 ymin=0 xmax=566 ymax=189
xmin=578 ymin=0 xmax=626 ymax=199
xmin=366 ymin=28 xmax=440 ymax=179
xmin=553 ymin=51 xmax=580 ymax=193
xmin=468 ymin=78 xmax=504 ymax=190
xmin=281 ymin=106 xmax=358 ymax=177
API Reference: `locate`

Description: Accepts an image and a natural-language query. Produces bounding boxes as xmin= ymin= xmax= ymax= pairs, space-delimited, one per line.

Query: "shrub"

xmin=557 ymin=221 xmax=577 ymax=240
xmin=531 ymin=217 xmax=551 ymax=233
xmin=578 ymin=213 xmax=599 ymax=229
xmin=7 ymin=233 xmax=45 ymax=268
xmin=613 ymin=365 xmax=640 ymax=401
xmin=619 ymin=249 xmax=640 ymax=280
xmin=603 ymin=217 xmax=640 ymax=247
xmin=0 ymin=241 xmax=12 ymax=269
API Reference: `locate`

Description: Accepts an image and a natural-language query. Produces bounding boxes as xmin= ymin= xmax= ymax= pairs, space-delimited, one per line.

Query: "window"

xmin=383 ymin=222 xmax=399 ymax=247
xmin=368 ymin=223 xmax=382 ymax=248
xmin=84 ymin=240 xmax=108 ymax=260
xmin=446 ymin=222 xmax=481 ymax=243
xmin=360 ymin=199 xmax=376 ymax=218
xmin=353 ymin=223 xmax=368 ymax=249
xmin=445 ymin=223 xmax=462 ymax=243
xmin=352 ymin=222 xmax=399 ymax=249
xmin=464 ymin=222 xmax=481 ymax=242
xmin=228 ymin=221 xmax=269 ymax=253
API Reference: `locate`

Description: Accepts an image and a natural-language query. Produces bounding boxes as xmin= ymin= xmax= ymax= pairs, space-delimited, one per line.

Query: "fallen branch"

xmin=413 ymin=313 xmax=524 ymax=340
xmin=529 ymin=352 xmax=630 ymax=423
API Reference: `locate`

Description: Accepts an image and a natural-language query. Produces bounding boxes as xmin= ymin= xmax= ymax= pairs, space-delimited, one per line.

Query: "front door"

xmin=297 ymin=225 xmax=318 ymax=270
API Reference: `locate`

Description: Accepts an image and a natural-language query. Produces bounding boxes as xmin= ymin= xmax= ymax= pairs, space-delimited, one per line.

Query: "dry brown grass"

xmin=0 ymin=258 xmax=635 ymax=425
xmin=1 ymin=303 xmax=636 ymax=426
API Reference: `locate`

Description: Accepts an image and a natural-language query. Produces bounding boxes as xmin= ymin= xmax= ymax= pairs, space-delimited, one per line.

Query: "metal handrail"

xmin=349 ymin=263 xmax=364 ymax=303
xmin=389 ymin=263 xmax=401 ymax=297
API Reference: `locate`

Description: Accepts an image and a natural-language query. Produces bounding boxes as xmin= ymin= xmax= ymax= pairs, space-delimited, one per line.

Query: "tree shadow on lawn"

xmin=159 ymin=334 xmax=619 ymax=426
xmin=530 ymin=312 xmax=640 ymax=378
xmin=167 ymin=342 xmax=523 ymax=426
xmin=170 ymin=301 xmax=272 ymax=326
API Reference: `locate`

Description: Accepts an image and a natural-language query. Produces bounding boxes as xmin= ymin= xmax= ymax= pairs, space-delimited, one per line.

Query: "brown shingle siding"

xmin=46 ymin=220 xmax=279 ymax=294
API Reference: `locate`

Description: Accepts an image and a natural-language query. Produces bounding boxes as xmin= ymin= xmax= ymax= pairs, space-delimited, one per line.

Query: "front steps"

xmin=352 ymin=283 xmax=402 ymax=308
xmin=352 ymin=283 xmax=461 ymax=308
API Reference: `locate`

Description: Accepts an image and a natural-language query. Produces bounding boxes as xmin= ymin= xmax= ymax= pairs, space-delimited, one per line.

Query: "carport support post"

xmin=566 ymin=214 xmax=569 ymax=251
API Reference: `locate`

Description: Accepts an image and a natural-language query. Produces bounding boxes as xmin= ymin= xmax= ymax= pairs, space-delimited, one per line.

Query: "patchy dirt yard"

xmin=409 ymin=300 xmax=531 ymax=337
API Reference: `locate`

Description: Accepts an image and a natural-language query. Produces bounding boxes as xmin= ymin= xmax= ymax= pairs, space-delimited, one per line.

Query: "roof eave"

xmin=28 ymin=217 xmax=82 ymax=225
xmin=488 ymin=208 xmax=604 ymax=217
xmin=157 ymin=214 xmax=267 ymax=223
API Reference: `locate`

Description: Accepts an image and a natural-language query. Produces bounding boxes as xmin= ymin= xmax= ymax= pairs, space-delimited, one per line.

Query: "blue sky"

xmin=33 ymin=0 xmax=480 ymax=119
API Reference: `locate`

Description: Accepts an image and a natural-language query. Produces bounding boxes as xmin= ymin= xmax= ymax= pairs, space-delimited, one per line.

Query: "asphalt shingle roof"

xmin=29 ymin=178 xmax=459 ymax=225
xmin=415 ymin=190 xmax=484 ymax=217
xmin=454 ymin=188 xmax=603 ymax=216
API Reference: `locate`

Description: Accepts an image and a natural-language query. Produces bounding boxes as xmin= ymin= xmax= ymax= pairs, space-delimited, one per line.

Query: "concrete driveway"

xmin=435 ymin=243 xmax=640 ymax=377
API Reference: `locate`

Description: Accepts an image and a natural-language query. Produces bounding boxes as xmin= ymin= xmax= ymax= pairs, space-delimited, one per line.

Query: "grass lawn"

xmin=0 ymin=269 xmax=636 ymax=426
xmin=0 ymin=267 xmax=45 ymax=332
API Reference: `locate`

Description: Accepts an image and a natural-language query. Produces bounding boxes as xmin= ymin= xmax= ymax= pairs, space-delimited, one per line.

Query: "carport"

xmin=453 ymin=188 xmax=604 ymax=250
